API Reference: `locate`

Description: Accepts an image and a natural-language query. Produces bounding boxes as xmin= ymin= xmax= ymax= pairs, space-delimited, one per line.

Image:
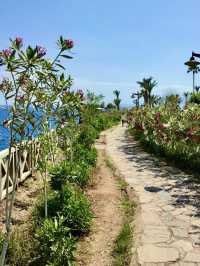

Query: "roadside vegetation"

xmin=0 ymin=36 xmax=121 ymax=266
xmin=128 ymin=74 xmax=200 ymax=175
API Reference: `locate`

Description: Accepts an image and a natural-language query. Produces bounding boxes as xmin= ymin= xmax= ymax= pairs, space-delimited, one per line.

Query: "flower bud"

xmin=15 ymin=37 xmax=23 ymax=47
xmin=2 ymin=48 xmax=12 ymax=58
xmin=64 ymin=39 xmax=74 ymax=49
xmin=36 ymin=46 xmax=47 ymax=58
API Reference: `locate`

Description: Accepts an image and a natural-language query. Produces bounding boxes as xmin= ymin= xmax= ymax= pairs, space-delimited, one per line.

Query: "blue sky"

xmin=0 ymin=0 xmax=200 ymax=105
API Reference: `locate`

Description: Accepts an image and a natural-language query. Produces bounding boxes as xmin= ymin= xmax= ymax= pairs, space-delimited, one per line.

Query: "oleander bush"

xmin=74 ymin=144 xmax=97 ymax=166
xmin=189 ymin=92 xmax=200 ymax=104
xmin=50 ymin=160 xmax=91 ymax=189
xmin=58 ymin=184 xmax=93 ymax=234
xmin=34 ymin=182 xmax=93 ymax=235
xmin=128 ymin=103 xmax=200 ymax=172
xmin=77 ymin=124 xmax=98 ymax=148
xmin=35 ymin=216 xmax=76 ymax=266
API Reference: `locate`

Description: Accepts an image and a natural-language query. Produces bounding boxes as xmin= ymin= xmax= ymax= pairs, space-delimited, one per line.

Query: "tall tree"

xmin=137 ymin=77 xmax=157 ymax=106
xmin=113 ymin=90 xmax=121 ymax=110
xmin=185 ymin=56 xmax=200 ymax=92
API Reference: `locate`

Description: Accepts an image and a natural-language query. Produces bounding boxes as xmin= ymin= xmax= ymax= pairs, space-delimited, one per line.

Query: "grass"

xmin=112 ymin=223 xmax=132 ymax=266
xmin=112 ymin=190 xmax=135 ymax=266
xmin=105 ymin=157 xmax=116 ymax=172
xmin=105 ymin=156 xmax=136 ymax=266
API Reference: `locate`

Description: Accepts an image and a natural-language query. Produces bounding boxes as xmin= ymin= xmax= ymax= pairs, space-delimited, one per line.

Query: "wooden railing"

xmin=0 ymin=131 xmax=57 ymax=200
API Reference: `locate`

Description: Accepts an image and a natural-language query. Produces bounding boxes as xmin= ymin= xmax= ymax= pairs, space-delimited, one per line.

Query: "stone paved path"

xmin=105 ymin=125 xmax=200 ymax=266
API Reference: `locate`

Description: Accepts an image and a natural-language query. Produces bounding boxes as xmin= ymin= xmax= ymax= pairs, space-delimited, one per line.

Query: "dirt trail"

xmin=76 ymin=139 xmax=123 ymax=266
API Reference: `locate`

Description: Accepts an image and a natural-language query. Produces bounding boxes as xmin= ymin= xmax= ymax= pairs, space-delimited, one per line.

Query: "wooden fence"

xmin=0 ymin=131 xmax=57 ymax=200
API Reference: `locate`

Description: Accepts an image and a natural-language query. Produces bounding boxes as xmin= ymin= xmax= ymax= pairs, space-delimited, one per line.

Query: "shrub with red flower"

xmin=128 ymin=104 xmax=200 ymax=172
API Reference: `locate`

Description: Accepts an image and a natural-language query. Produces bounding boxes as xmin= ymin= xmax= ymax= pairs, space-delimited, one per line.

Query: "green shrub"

xmin=74 ymin=144 xmax=97 ymax=166
xmin=59 ymin=184 xmax=93 ymax=234
xmin=50 ymin=160 xmax=91 ymax=190
xmin=77 ymin=124 xmax=98 ymax=148
xmin=81 ymin=109 xmax=121 ymax=134
xmin=35 ymin=216 xmax=76 ymax=266
xmin=33 ymin=191 xmax=61 ymax=225
xmin=34 ymin=182 xmax=93 ymax=235
xmin=0 ymin=232 xmax=3 ymax=253
xmin=189 ymin=92 xmax=200 ymax=104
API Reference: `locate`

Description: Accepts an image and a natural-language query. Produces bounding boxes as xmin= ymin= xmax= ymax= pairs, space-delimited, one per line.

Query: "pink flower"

xmin=36 ymin=46 xmax=47 ymax=58
xmin=15 ymin=37 xmax=23 ymax=47
xmin=2 ymin=48 xmax=12 ymax=58
xmin=64 ymin=39 xmax=74 ymax=49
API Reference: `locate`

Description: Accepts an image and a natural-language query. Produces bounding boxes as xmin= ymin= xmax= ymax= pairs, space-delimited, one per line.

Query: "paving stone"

xmin=163 ymin=205 xmax=175 ymax=212
xmin=143 ymin=263 xmax=165 ymax=266
xmin=158 ymin=190 xmax=172 ymax=202
xmin=191 ymin=219 xmax=200 ymax=228
xmin=179 ymin=263 xmax=196 ymax=266
xmin=171 ymin=240 xmax=193 ymax=253
xmin=171 ymin=227 xmax=188 ymax=239
xmin=140 ymin=194 xmax=154 ymax=204
xmin=190 ymin=233 xmax=200 ymax=247
xmin=137 ymin=245 xmax=179 ymax=264
xmin=142 ymin=226 xmax=171 ymax=244
xmin=177 ymin=215 xmax=191 ymax=222
xmin=167 ymin=219 xmax=189 ymax=228
xmin=141 ymin=210 xmax=163 ymax=226
xmin=172 ymin=209 xmax=186 ymax=216
xmin=184 ymin=251 xmax=200 ymax=262
xmin=188 ymin=228 xmax=200 ymax=234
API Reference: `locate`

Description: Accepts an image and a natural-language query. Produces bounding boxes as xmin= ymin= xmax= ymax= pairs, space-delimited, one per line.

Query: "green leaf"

xmin=55 ymin=63 xmax=65 ymax=70
xmin=26 ymin=46 xmax=36 ymax=60
xmin=60 ymin=73 xmax=65 ymax=81
xmin=61 ymin=55 xmax=73 ymax=59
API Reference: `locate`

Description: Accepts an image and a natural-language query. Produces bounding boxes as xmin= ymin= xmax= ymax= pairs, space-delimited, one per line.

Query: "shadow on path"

xmin=117 ymin=131 xmax=200 ymax=218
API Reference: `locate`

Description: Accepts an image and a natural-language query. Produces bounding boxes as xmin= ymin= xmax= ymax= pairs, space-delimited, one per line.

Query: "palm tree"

xmin=150 ymin=94 xmax=161 ymax=107
xmin=185 ymin=56 xmax=200 ymax=92
xmin=137 ymin=77 xmax=157 ymax=106
xmin=113 ymin=90 xmax=121 ymax=110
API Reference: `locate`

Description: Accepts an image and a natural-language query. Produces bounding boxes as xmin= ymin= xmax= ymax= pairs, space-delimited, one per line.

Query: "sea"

xmin=0 ymin=106 xmax=57 ymax=151
xmin=0 ymin=106 xmax=9 ymax=151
